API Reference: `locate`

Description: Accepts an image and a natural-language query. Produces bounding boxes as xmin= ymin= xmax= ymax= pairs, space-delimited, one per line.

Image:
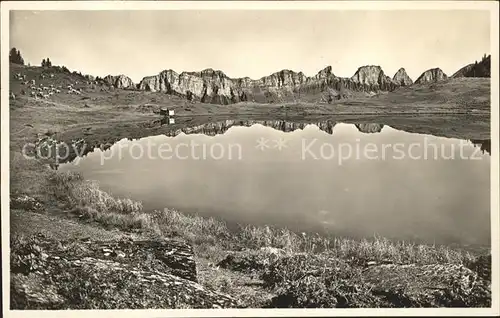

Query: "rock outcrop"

xmin=414 ymin=68 xmax=448 ymax=84
xmin=452 ymin=55 xmax=491 ymax=78
xmin=10 ymin=234 xmax=239 ymax=309
xmin=103 ymin=75 xmax=135 ymax=89
xmin=392 ymin=68 xmax=413 ymax=86
xmin=94 ymin=239 xmax=198 ymax=282
xmin=362 ymin=263 xmax=491 ymax=307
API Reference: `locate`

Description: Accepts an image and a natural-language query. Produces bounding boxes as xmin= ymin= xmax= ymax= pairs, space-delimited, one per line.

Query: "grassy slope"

xmin=8 ymin=64 xmax=492 ymax=307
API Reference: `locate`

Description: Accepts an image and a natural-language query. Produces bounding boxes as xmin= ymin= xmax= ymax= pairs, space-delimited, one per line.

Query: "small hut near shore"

xmin=160 ymin=108 xmax=175 ymax=117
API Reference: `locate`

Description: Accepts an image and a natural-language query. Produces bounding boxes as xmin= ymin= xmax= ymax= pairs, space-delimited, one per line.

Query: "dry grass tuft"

xmin=50 ymin=171 xmax=143 ymax=214
xmin=48 ymin=171 xmax=159 ymax=234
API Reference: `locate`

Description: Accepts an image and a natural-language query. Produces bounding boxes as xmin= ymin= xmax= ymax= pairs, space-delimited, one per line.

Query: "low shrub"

xmin=262 ymin=253 xmax=380 ymax=308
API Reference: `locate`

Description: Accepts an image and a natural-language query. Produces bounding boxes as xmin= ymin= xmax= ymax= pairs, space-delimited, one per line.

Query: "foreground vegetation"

xmin=10 ymin=169 xmax=490 ymax=308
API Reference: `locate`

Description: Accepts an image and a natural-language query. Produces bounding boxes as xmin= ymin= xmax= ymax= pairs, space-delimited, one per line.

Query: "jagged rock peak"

xmin=392 ymin=68 xmax=413 ymax=86
xmin=415 ymin=68 xmax=448 ymax=84
xmin=185 ymin=68 xmax=229 ymax=79
xmin=314 ymin=66 xmax=336 ymax=79
xmin=350 ymin=65 xmax=396 ymax=91
xmin=351 ymin=65 xmax=384 ymax=83
xmin=258 ymin=69 xmax=308 ymax=87
xmin=103 ymin=74 xmax=135 ymax=89
xmin=160 ymin=69 xmax=178 ymax=75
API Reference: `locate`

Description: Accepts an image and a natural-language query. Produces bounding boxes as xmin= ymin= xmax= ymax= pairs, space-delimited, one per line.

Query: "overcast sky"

xmin=10 ymin=10 xmax=490 ymax=83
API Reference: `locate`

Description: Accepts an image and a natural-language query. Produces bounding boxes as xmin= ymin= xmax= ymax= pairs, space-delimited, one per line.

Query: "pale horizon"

xmin=10 ymin=10 xmax=491 ymax=83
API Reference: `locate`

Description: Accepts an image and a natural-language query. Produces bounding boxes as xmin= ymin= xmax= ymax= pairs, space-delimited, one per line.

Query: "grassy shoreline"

xmin=21 ymin=165 xmax=486 ymax=261
xmin=11 ymin=166 xmax=491 ymax=308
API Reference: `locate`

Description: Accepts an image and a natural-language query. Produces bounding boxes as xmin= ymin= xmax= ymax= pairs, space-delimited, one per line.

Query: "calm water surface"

xmin=60 ymin=122 xmax=491 ymax=246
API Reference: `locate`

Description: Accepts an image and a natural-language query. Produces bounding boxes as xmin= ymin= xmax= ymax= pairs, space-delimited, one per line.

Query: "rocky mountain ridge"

xmin=165 ymin=119 xmax=337 ymax=136
xmin=135 ymin=65 xmax=405 ymax=104
xmin=99 ymin=55 xmax=489 ymax=105
xmin=166 ymin=120 xmax=389 ymax=136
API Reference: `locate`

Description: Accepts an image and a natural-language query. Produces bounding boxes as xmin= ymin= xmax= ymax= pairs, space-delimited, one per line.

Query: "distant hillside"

xmin=9 ymin=64 xmax=94 ymax=97
xmin=452 ymin=55 xmax=491 ymax=78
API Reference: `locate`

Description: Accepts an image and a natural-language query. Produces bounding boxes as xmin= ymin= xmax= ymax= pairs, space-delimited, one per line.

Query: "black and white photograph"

xmin=1 ymin=1 xmax=499 ymax=316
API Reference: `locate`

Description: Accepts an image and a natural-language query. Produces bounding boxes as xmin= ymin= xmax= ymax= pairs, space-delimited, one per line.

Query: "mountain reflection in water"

xmin=60 ymin=121 xmax=491 ymax=246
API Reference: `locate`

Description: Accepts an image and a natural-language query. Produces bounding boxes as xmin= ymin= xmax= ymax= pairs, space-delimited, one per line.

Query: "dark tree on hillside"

xmin=41 ymin=58 xmax=52 ymax=67
xmin=9 ymin=48 xmax=24 ymax=65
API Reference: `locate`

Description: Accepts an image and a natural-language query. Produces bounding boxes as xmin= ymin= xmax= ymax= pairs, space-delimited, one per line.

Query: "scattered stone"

xmin=259 ymin=246 xmax=286 ymax=256
xmin=10 ymin=194 xmax=43 ymax=212
xmin=217 ymin=251 xmax=274 ymax=274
